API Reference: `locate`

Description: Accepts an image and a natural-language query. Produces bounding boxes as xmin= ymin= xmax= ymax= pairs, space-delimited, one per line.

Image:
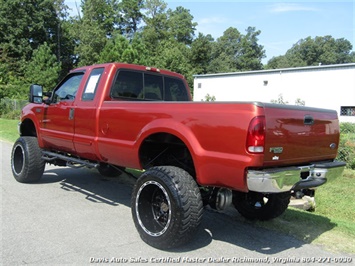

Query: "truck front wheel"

xmin=131 ymin=166 xmax=203 ymax=249
xmin=233 ymin=191 xmax=291 ymax=221
xmin=11 ymin=137 xmax=45 ymax=183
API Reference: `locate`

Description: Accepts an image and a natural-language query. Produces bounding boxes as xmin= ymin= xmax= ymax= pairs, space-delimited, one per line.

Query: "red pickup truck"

xmin=11 ymin=63 xmax=345 ymax=249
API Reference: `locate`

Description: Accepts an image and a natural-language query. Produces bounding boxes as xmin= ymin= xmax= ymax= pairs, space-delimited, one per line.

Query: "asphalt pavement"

xmin=1 ymin=140 xmax=353 ymax=265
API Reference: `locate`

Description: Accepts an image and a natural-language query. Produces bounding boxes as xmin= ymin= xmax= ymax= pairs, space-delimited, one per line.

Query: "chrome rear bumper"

xmin=247 ymin=161 xmax=346 ymax=193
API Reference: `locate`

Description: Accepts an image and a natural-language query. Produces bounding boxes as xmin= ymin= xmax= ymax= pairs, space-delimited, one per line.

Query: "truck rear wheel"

xmin=11 ymin=137 xmax=45 ymax=183
xmin=131 ymin=166 xmax=203 ymax=249
xmin=233 ymin=191 xmax=290 ymax=221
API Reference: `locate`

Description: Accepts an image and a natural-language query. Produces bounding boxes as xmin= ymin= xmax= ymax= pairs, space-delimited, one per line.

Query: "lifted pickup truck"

xmin=11 ymin=63 xmax=345 ymax=249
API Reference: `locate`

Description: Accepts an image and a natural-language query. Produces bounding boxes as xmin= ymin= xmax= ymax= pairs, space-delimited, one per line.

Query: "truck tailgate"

xmin=263 ymin=103 xmax=340 ymax=167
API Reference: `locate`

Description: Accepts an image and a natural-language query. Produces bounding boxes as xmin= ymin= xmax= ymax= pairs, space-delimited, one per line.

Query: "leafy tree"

xmin=57 ymin=19 xmax=78 ymax=77
xmin=99 ymin=33 xmax=151 ymax=65
xmin=141 ymin=0 xmax=168 ymax=58
xmin=267 ymin=35 xmax=355 ymax=69
xmin=266 ymin=55 xmax=298 ymax=69
xmin=53 ymin=0 xmax=69 ymax=60
xmin=74 ymin=19 xmax=106 ymax=66
xmin=118 ymin=0 xmax=144 ymax=39
xmin=190 ymin=33 xmax=214 ymax=74
xmin=208 ymin=27 xmax=265 ymax=73
xmin=167 ymin=6 xmax=197 ymax=45
xmin=74 ymin=0 xmax=115 ymax=66
xmin=130 ymin=35 xmax=150 ymax=66
xmin=143 ymin=0 xmax=168 ymax=29
xmin=351 ymin=51 xmax=355 ymax=62
xmin=208 ymin=52 xmax=236 ymax=74
xmin=99 ymin=35 xmax=129 ymax=63
xmin=81 ymin=0 xmax=117 ymax=37
xmin=0 ymin=0 xmax=59 ymax=75
xmin=142 ymin=3 xmax=198 ymax=78
xmin=208 ymin=27 xmax=242 ymax=73
xmin=236 ymin=27 xmax=265 ymax=71
xmin=99 ymin=34 xmax=146 ymax=65
xmin=154 ymin=40 xmax=194 ymax=90
xmin=2 ymin=0 xmax=353 ymax=110
xmin=53 ymin=0 xmax=76 ymax=77
xmin=0 ymin=62 xmax=25 ymax=99
xmin=0 ymin=0 xmax=69 ymax=99
xmin=25 ymin=42 xmax=61 ymax=90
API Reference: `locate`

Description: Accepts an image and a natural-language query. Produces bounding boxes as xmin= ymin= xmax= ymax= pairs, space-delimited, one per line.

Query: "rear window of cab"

xmin=110 ymin=70 xmax=189 ymax=101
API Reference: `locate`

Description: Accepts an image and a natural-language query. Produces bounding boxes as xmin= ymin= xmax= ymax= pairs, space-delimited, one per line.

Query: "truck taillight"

xmin=246 ymin=116 xmax=265 ymax=153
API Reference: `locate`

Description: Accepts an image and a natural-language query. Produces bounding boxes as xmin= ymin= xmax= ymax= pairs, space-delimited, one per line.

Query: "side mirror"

xmin=29 ymin=84 xmax=43 ymax=103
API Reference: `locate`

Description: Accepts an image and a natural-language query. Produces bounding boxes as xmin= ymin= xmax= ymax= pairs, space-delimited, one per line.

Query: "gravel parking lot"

xmin=1 ymin=140 xmax=353 ymax=265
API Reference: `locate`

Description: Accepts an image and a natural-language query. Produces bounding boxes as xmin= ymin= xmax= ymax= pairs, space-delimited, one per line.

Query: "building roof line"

xmin=193 ymin=63 xmax=355 ymax=79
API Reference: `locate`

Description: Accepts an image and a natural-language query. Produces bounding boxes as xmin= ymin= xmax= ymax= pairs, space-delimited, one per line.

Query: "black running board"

xmin=42 ymin=151 xmax=99 ymax=169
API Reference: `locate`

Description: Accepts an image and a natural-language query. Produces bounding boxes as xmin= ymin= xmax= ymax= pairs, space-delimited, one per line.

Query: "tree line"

xmin=1 ymin=0 xmax=354 ymax=100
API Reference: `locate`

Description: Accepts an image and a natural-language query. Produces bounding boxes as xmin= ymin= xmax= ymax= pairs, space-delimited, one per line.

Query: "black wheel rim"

xmin=12 ymin=144 xmax=25 ymax=175
xmin=135 ymin=180 xmax=172 ymax=237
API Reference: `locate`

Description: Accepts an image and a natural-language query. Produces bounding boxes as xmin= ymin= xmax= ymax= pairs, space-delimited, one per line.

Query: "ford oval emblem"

xmin=330 ymin=143 xmax=337 ymax=149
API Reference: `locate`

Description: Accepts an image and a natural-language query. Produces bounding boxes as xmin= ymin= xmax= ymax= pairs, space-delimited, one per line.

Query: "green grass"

xmin=0 ymin=118 xmax=20 ymax=143
xmin=254 ymin=169 xmax=355 ymax=254
xmin=1 ymin=118 xmax=354 ymax=254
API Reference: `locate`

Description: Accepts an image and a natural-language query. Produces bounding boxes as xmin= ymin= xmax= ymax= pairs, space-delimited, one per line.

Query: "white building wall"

xmin=193 ymin=64 xmax=355 ymax=123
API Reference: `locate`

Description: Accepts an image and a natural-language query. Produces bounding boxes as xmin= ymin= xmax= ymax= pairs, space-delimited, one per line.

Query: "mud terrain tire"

xmin=131 ymin=166 xmax=203 ymax=249
xmin=11 ymin=137 xmax=45 ymax=183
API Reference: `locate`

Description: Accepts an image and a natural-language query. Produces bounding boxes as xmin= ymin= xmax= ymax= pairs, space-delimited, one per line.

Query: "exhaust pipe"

xmin=209 ymin=188 xmax=233 ymax=211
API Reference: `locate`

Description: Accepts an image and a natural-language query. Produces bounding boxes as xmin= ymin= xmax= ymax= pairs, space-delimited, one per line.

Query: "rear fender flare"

xmin=136 ymin=119 xmax=204 ymax=180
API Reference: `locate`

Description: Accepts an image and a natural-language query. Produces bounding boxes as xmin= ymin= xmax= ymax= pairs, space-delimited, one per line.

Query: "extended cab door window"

xmin=52 ymin=72 xmax=84 ymax=103
xmin=82 ymin=68 xmax=104 ymax=101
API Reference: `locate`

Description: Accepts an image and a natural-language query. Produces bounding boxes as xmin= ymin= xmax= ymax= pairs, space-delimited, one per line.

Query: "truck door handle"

xmin=304 ymin=115 xmax=314 ymax=125
xmin=69 ymin=108 xmax=75 ymax=120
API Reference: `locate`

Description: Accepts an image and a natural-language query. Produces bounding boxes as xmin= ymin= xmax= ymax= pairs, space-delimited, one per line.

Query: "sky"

xmin=65 ymin=0 xmax=355 ymax=63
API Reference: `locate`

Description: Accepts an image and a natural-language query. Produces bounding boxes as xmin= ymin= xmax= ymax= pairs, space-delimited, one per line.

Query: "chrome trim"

xmin=247 ymin=161 xmax=346 ymax=193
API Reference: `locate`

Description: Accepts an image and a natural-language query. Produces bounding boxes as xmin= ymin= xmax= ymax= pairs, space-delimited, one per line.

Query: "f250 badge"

xmin=270 ymin=147 xmax=283 ymax=154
